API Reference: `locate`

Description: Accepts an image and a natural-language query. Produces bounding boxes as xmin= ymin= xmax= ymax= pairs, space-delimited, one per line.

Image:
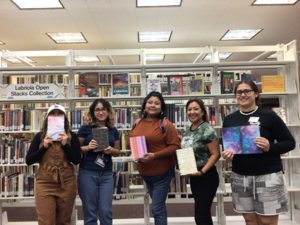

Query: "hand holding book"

xmin=253 ymin=137 xmax=270 ymax=152
xmin=43 ymin=135 xmax=53 ymax=148
xmin=222 ymin=150 xmax=234 ymax=162
xmin=86 ymin=139 xmax=99 ymax=152
xmin=140 ymin=153 xmax=155 ymax=163
xmin=57 ymin=131 xmax=68 ymax=145
xmin=103 ymin=146 xmax=117 ymax=155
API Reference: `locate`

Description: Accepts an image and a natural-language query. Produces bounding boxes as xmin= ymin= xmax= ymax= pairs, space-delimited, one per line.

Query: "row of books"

xmin=119 ymin=132 xmax=130 ymax=150
xmin=35 ymin=74 xmax=65 ymax=84
xmin=113 ymin=172 xmax=145 ymax=200
xmin=219 ymin=105 xmax=239 ymax=122
xmin=0 ymin=105 xmax=286 ymax=134
xmin=113 ymin=171 xmax=129 ymax=200
xmin=5 ymin=72 xmax=242 ymax=86
xmin=75 ymin=73 xmax=140 ymax=86
xmin=75 ymin=86 xmax=141 ymax=99
xmin=0 ymin=108 xmax=44 ymax=132
xmin=0 ymin=138 xmax=31 ymax=165
xmin=99 ymin=74 xmax=112 ymax=84
xmin=114 ymin=108 xmax=133 ymax=129
xmin=6 ymin=75 xmax=68 ymax=85
xmin=9 ymin=77 xmax=35 ymax=85
xmin=1 ymin=172 xmax=35 ymax=198
xmin=148 ymin=73 xmax=285 ymax=95
xmin=147 ymin=73 xmax=210 ymax=83
xmin=70 ymin=110 xmax=88 ymax=130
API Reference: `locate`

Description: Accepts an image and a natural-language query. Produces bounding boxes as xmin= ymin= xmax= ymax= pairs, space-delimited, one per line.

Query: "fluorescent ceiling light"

xmin=137 ymin=0 xmax=181 ymax=7
xmin=138 ymin=31 xmax=172 ymax=42
xmin=74 ymin=56 xmax=100 ymax=63
xmin=145 ymin=55 xmax=165 ymax=61
xmin=4 ymin=57 xmax=35 ymax=64
xmin=11 ymin=0 xmax=64 ymax=9
xmin=252 ymin=0 xmax=298 ymax=5
xmin=221 ymin=29 xmax=262 ymax=40
xmin=47 ymin=33 xmax=87 ymax=43
xmin=203 ymin=53 xmax=233 ymax=60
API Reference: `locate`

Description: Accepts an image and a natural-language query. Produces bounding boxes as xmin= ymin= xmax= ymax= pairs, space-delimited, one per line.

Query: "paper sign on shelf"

xmin=0 ymin=83 xmax=65 ymax=99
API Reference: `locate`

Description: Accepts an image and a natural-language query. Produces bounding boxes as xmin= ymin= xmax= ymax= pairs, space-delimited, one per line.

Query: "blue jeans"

xmin=141 ymin=167 xmax=175 ymax=225
xmin=77 ymin=168 xmax=114 ymax=225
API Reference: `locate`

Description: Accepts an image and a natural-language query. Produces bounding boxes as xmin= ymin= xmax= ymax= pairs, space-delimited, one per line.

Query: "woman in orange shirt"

xmin=129 ymin=91 xmax=180 ymax=225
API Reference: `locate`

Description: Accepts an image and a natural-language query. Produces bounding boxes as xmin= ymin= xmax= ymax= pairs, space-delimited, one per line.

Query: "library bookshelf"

xmin=0 ymin=40 xmax=299 ymax=225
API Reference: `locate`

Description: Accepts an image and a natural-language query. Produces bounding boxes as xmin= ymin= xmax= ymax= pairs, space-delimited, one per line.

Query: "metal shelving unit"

xmin=0 ymin=41 xmax=299 ymax=225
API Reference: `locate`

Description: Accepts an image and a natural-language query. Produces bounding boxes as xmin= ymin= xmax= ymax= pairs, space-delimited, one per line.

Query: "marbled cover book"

xmin=130 ymin=136 xmax=147 ymax=159
xmin=92 ymin=127 xmax=109 ymax=152
xmin=222 ymin=125 xmax=262 ymax=154
xmin=47 ymin=116 xmax=64 ymax=141
xmin=176 ymin=147 xmax=198 ymax=175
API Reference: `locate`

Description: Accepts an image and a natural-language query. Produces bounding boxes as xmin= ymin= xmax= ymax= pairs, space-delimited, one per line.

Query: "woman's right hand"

xmin=87 ymin=139 xmax=98 ymax=151
xmin=222 ymin=150 xmax=234 ymax=162
xmin=43 ymin=135 xmax=53 ymax=148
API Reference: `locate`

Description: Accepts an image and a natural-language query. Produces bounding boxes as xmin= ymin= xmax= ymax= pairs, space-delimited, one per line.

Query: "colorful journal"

xmin=47 ymin=116 xmax=64 ymax=141
xmin=130 ymin=136 xmax=147 ymax=159
xmin=222 ymin=125 xmax=262 ymax=154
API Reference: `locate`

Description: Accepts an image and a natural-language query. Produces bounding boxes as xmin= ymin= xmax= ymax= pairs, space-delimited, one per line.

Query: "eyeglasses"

xmin=236 ymin=89 xmax=253 ymax=96
xmin=94 ymin=108 xmax=107 ymax=113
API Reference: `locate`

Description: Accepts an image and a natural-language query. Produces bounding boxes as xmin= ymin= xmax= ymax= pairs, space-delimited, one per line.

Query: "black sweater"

xmin=223 ymin=107 xmax=295 ymax=175
xmin=26 ymin=132 xmax=81 ymax=166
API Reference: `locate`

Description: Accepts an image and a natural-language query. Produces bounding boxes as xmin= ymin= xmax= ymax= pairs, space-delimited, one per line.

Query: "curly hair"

xmin=85 ymin=99 xmax=116 ymax=128
xmin=41 ymin=114 xmax=72 ymax=141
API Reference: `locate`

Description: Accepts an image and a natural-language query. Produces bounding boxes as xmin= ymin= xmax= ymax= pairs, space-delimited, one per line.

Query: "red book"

xmin=168 ymin=76 xmax=183 ymax=95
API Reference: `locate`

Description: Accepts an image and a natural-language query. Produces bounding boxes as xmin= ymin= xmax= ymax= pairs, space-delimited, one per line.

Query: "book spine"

xmin=210 ymin=106 xmax=216 ymax=127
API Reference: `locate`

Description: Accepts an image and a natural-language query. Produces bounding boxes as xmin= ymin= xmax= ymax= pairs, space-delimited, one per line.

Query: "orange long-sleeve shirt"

xmin=129 ymin=118 xmax=180 ymax=176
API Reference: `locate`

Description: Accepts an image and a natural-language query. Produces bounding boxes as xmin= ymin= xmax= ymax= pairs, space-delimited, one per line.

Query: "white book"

xmin=176 ymin=147 xmax=198 ymax=176
xmin=147 ymin=78 xmax=161 ymax=94
xmin=18 ymin=174 xmax=24 ymax=197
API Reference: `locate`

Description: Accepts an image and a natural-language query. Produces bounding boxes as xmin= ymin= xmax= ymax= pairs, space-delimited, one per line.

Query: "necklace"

xmin=240 ymin=106 xmax=258 ymax=116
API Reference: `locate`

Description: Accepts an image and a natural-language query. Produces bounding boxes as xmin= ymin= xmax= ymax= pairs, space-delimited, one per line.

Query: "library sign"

xmin=0 ymin=83 xmax=65 ymax=99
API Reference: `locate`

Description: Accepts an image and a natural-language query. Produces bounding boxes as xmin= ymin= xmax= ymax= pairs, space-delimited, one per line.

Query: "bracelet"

xmin=200 ymin=169 xmax=204 ymax=176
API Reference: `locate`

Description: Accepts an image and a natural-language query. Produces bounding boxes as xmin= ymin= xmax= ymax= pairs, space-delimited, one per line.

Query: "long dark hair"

xmin=234 ymin=80 xmax=260 ymax=105
xmin=141 ymin=91 xmax=166 ymax=120
xmin=85 ymin=98 xmax=115 ymax=128
xmin=185 ymin=98 xmax=209 ymax=123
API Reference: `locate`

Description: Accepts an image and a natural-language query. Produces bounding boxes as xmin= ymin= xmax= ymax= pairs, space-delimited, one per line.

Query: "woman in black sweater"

xmin=26 ymin=104 xmax=81 ymax=225
xmin=222 ymin=80 xmax=295 ymax=225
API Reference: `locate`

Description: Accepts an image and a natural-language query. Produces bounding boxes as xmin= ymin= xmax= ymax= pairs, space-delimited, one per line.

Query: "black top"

xmin=223 ymin=107 xmax=295 ymax=175
xmin=26 ymin=132 xmax=81 ymax=166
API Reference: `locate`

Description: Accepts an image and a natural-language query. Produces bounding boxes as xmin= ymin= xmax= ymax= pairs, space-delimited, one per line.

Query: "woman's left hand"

xmin=140 ymin=153 xmax=155 ymax=163
xmin=183 ymin=171 xmax=201 ymax=177
xmin=104 ymin=146 xmax=115 ymax=155
xmin=254 ymin=137 xmax=270 ymax=152
xmin=58 ymin=130 xmax=68 ymax=146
